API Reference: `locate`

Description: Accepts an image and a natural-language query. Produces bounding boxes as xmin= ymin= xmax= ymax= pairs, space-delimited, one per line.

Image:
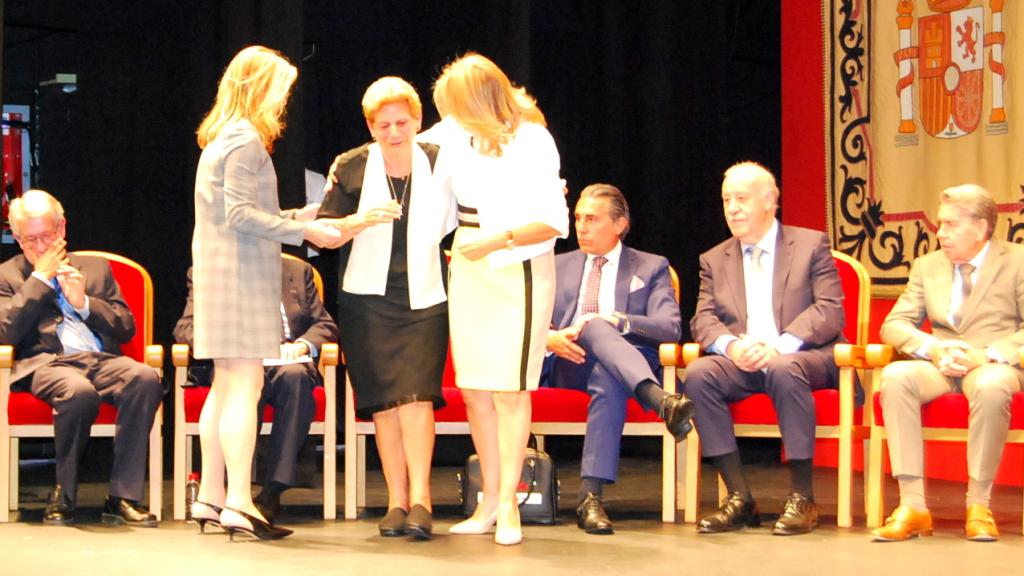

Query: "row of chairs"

xmin=3 ymin=250 xmax=1023 ymax=527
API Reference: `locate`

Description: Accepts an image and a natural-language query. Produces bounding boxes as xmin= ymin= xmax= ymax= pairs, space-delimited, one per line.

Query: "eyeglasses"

xmin=15 ymin=229 xmax=60 ymax=247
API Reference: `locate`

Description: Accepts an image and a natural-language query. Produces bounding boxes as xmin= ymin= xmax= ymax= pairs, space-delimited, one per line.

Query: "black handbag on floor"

xmin=457 ymin=438 xmax=559 ymax=524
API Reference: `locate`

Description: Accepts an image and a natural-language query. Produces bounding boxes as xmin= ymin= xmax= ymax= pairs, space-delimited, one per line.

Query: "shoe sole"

xmin=582 ymin=526 xmax=614 ymax=535
xmin=871 ymin=530 xmax=932 ymax=542
xmin=697 ymin=523 xmax=759 ymax=534
xmin=379 ymin=527 xmax=407 ymax=537
xmin=772 ymin=524 xmax=817 ymax=536
xmin=101 ymin=513 xmax=158 ymax=528
xmin=966 ymin=534 xmax=998 ymax=542
xmin=43 ymin=518 xmax=73 ymax=526
xmin=406 ymin=524 xmax=433 ymax=540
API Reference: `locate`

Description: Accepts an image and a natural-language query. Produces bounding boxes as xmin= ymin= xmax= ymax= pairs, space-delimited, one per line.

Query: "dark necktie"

xmin=581 ymin=256 xmax=607 ymax=315
xmin=953 ymin=263 xmax=975 ymax=326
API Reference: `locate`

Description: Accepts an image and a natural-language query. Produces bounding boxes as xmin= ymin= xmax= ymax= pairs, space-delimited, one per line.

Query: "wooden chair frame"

xmin=171 ymin=254 xmax=338 ymax=520
xmin=859 ymin=344 xmax=1024 ymax=533
xmin=663 ymin=250 xmax=871 ymax=527
xmin=0 ymin=251 xmax=164 ymax=522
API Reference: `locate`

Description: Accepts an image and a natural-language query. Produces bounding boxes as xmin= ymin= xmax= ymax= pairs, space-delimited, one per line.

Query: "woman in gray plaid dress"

xmin=190 ymin=46 xmax=341 ymax=541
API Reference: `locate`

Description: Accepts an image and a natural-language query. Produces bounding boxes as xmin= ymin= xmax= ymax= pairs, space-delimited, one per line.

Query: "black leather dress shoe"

xmin=658 ymin=394 xmax=695 ymax=442
xmin=101 ymin=496 xmax=158 ymax=527
xmin=576 ymin=493 xmax=614 ymax=535
xmin=698 ymin=491 xmax=760 ymax=533
xmin=772 ymin=493 xmax=819 ymax=535
xmin=254 ymin=489 xmax=282 ymax=524
xmin=43 ymin=485 xmax=75 ymax=526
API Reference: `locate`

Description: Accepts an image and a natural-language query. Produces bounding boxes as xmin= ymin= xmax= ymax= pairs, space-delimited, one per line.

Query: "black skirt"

xmin=340 ymin=291 xmax=448 ymax=420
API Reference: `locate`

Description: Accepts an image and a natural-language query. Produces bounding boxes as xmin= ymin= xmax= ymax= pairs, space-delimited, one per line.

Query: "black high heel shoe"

xmin=220 ymin=507 xmax=293 ymax=541
xmin=192 ymin=501 xmax=224 ymax=534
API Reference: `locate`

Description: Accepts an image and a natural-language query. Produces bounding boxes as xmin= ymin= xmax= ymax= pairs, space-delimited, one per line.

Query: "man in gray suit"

xmin=685 ymin=162 xmax=845 ymax=535
xmin=543 ymin=183 xmax=694 ymax=534
xmin=0 ymin=190 xmax=163 ymax=527
xmin=872 ymin=184 xmax=1024 ymax=542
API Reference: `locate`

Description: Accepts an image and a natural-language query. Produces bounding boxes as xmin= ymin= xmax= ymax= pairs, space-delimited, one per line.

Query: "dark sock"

xmin=636 ymin=379 xmax=669 ymax=411
xmin=710 ymin=451 xmax=752 ymax=501
xmin=788 ymin=459 xmax=813 ymax=500
xmin=578 ymin=476 xmax=607 ymax=503
xmin=263 ymin=481 xmax=288 ymax=499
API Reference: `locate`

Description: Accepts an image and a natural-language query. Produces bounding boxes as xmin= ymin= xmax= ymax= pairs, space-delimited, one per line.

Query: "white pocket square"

xmin=629 ymin=275 xmax=645 ymax=292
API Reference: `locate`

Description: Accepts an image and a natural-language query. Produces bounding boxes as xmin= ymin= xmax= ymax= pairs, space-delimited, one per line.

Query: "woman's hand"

xmin=294 ymin=202 xmax=322 ymax=222
xmin=458 ymin=234 xmax=504 ymax=261
xmin=356 ymin=200 xmax=402 ymax=227
xmin=304 ymin=221 xmax=343 ymax=248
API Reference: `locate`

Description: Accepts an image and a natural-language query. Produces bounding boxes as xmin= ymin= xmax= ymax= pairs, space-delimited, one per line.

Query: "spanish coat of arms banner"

xmin=828 ymin=0 xmax=1021 ymax=295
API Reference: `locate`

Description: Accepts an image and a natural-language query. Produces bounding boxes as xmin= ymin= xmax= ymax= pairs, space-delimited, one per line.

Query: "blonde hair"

xmin=362 ymin=76 xmax=422 ymax=122
xmin=197 ymin=46 xmax=298 ymax=152
xmin=940 ymin=184 xmax=997 ymax=239
xmin=9 ymin=189 xmax=64 ymax=236
xmin=432 ymin=53 xmax=545 ymax=157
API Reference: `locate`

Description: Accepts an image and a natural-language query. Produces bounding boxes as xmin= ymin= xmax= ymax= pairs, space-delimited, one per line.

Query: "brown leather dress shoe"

xmin=871 ymin=505 xmax=932 ymax=541
xmin=965 ymin=504 xmax=999 ymax=542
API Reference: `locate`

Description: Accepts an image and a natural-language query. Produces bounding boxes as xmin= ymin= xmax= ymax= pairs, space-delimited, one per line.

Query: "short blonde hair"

xmin=940 ymin=184 xmax=997 ymax=239
xmin=362 ymin=76 xmax=422 ymax=123
xmin=197 ymin=45 xmax=298 ymax=152
xmin=723 ymin=161 xmax=779 ymax=204
xmin=8 ymin=189 xmax=64 ymax=236
xmin=432 ymin=53 xmax=545 ymax=157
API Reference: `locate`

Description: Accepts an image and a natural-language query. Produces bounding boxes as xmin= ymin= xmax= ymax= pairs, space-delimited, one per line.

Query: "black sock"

xmin=578 ymin=476 xmax=607 ymax=503
xmin=263 ymin=481 xmax=288 ymax=499
xmin=710 ymin=451 xmax=752 ymax=501
xmin=788 ymin=459 xmax=813 ymax=500
xmin=635 ymin=379 xmax=668 ymax=411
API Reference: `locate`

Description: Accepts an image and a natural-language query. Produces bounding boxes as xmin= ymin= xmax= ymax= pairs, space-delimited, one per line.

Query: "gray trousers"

xmin=879 ymin=360 xmax=1024 ymax=482
xmin=26 ymin=352 xmax=163 ymax=503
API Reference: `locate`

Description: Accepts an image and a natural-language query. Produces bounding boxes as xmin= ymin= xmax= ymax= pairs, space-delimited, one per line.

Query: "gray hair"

xmin=580 ymin=183 xmax=630 ymax=239
xmin=8 ymin=189 xmax=65 ymax=236
xmin=940 ymin=184 xmax=997 ymax=239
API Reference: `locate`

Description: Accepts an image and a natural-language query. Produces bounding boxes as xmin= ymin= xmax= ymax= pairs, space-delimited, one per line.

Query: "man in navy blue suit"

xmin=543 ymin=183 xmax=694 ymax=534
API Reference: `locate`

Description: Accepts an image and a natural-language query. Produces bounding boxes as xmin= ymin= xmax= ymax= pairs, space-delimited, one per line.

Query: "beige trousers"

xmin=879 ymin=360 xmax=1023 ymax=482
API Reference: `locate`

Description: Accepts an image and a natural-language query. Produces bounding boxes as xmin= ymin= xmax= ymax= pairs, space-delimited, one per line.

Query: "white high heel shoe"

xmin=494 ymin=505 xmax=522 ymax=546
xmin=449 ymin=508 xmax=498 ymax=535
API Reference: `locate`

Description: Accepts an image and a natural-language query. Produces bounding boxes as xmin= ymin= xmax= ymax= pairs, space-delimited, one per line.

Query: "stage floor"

xmin=1 ymin=443 xmax=1021 ymax=576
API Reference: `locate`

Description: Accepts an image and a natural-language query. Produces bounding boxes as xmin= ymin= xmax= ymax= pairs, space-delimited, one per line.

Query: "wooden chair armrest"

xmin=172 ymin=344 xmax=190 ymax=367
xmin=834 ymin=343 xmax=868 ymax=368
xmin=659 ymin=343 xmax=681 ymax=367
xmin=865 ymin=343 xmax=895 ymax=367
xmin=1019 ymin=347 xmax=1024 ymax=367
xmin=681 ymin=343 xmax=703 ymax=366
xmin=321 ymin=343 xmax=340 ymax=367
xmin=145 ymin=345 xmax=164 ymax=368
xmin=0 ymin=345 xmax=12 ymax=369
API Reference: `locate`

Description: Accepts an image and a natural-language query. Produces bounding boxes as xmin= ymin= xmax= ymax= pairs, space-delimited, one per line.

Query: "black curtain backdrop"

xmin=2 ymin=0 xmax=779 ymax=369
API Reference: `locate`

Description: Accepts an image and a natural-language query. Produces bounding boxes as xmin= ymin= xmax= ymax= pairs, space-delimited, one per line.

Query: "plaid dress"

xmin=191 ymin=120 xmax=305 ymax=359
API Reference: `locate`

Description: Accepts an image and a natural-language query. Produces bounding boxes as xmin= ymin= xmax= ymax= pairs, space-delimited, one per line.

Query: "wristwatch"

xmin=505 ymin=230 xmax=516 ymax=249
xmin=612 ymin=312 xmax=630 ymax=335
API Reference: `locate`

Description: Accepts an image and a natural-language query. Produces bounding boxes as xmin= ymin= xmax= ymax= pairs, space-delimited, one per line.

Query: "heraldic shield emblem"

xmin=919 ymin=6 xmax=984 ymax=137
xmin=893 ymin=0 xmax=1008 ymax=142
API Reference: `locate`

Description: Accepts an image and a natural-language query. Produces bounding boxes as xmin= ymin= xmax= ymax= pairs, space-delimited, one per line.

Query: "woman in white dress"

xmin=428 ymin=53 xmax=569 ymax=545
xmin=190 ymin=46 xmax=341 ymax=540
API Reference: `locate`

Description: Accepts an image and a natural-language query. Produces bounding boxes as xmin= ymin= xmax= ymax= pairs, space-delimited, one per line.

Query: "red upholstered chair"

xmin=0 ymin=251 xmax=164 ymax=522
xmin=344 ymin=266 xmax=684 ymax=521
xmin=663 ymin=250 xmax=870 ymax=527
xmin=860 ymin=345 xmax=1024 ymax=531
xmin=171 ymin=254 xmax=338 ymax=520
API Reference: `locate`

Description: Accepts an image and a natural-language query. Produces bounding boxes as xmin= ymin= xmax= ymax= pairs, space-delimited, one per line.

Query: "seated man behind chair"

xmin=542 ymin=183 xmax=694 ymax=535
xmin=174 ymin=257 xmax=338 ymax=522
xmin=684 ymin=161 xmax=845 ymax=536
xmin=0 ymin=189 xmax=163 ymax=527
xmin=872 ymin=184 xmax=1024 ymax=543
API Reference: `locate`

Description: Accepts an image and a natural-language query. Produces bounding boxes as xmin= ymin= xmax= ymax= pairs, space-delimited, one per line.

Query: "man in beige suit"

xmin=873 ymin=184 xmax=1024 ymax=542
